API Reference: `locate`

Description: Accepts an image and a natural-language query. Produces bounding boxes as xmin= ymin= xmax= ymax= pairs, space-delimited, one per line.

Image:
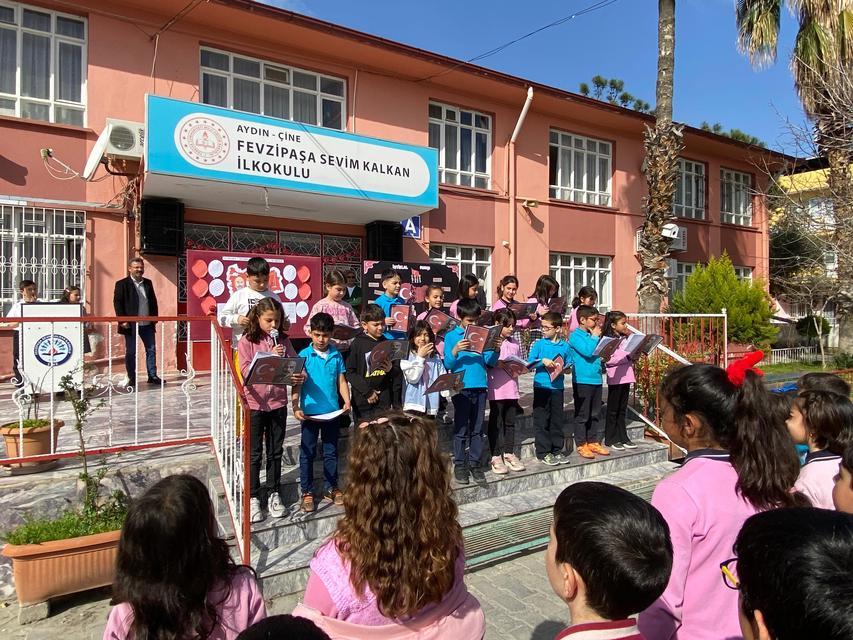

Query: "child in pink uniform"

xmin=567 ymin=285 xmax=597 ymax=333
xmin=602 ymin=311 xmax=638 ymax=451
xmin=492 ymin=275 xmax=535 ymax=358
xmin=638 ymin=358 xmax=807 ymax=640
xmin=487 ymin=308 xmax=525 ymax=474
xmin=104 ymin=475 xmax=266 ymax=640
xmin=306 ymin=269 xmax=360 ymax=353
xmin=448 ymin=273 xmax=481 ymax=319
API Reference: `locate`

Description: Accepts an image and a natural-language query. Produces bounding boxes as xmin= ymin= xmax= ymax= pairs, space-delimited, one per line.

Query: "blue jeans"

xmin=299 ymin=417 xmax=341 ymax=495
xmin=124 ymin=324 xmax=157 ymax=381
xmin=452 ymin=389 xmax=487 ymax=468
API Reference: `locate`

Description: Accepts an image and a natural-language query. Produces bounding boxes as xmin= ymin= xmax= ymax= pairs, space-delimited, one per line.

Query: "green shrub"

xmin=796 ymin=315 xmax=832 ymax=340
xmin=833 ymin=352 xmax=853 ymax=370
xmin=5 ymin=492 xmax=127 ymax=545
xmin=669 ymin=253 xmax=777 ymax=348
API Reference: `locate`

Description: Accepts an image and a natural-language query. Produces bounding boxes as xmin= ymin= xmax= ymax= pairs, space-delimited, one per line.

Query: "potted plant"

xmin=1 ymin=370 xmax=64 ymax=473
xmin=2 ymin=373 xmax=128 ymax=620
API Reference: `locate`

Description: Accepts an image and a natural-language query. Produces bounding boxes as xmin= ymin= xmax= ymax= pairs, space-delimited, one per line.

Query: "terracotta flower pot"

xmin=0 ymin=419 xmax=63 ymax=474
xmin=2 ymin=529 xmax=120 ymax=606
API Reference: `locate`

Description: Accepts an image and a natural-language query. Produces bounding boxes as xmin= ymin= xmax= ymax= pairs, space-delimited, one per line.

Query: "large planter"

xmin=2 ymin=529 xmax=120 ymax=606
xmin=0 ymin=419 xmax=63 ymax=474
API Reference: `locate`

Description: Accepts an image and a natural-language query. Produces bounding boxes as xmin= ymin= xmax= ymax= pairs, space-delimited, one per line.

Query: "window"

xmin=429 ymin=243 xmax=491 ymax=303
xmin=806 ymin=197 xmax=834 ymax=231
xmin=0 ymin=206 xmax=85 ymax=314
xmin=428 ymin=102 xmax=491 ymax=189
xmin=549 ymin=253 xmax=611 ymax=312
xmin=733 ymin=266 xmax=753 ymax=282
xmin=200 ymin=47 xmax=345 ymax=130
xmin=671 ymin=261 xmax=696 ymax=294
xmin=824 ymin=250 xmax=838 ymax=277
xmin=674 ymin=159 xmax=705 ymax=219
xmin=0 ymin=2 xmax=86 ymax=125
xmin=549 ymin=130 xmax=612 ymax=206
xmin=720 ymin=168 xmax=752 ymax=226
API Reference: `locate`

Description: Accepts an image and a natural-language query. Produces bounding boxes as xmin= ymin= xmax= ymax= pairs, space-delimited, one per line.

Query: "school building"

xmin=0 ymin=0 xmax=788 ymax=375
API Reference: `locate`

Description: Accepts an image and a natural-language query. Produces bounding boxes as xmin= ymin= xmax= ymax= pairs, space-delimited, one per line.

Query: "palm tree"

xmin=737 ymin=1 xmax=853 ymax=350
xmin=637 ymin=0 xmax=684 ymax=313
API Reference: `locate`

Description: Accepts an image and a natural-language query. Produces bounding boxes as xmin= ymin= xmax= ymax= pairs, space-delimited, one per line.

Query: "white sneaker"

xmin=268 ymin=493 xmax=287 ymax=519
xmin=490 ymin=455 xmax=508 ymax=475
xmin=503 ymin=453 xmax=526 ymax=472
xmin=250 ymin=497 xmax=265 ymax=523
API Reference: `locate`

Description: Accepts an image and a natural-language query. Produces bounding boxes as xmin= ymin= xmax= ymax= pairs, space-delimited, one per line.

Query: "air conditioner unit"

xmin=104 ymin=118 xmax=145 ymax=160
xmin=634 ymin=226 xmax=688 ymax=253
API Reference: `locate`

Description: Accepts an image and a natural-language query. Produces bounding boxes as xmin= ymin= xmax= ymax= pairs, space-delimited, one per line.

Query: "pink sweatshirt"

xmin=492 ymin=298 xmax=531 ymax=329
xmin=103 ymin=569 xmax=266 ymax=640
xmin=237 ymin=333 xmax=297 ymax=411
xmin=568 ymin=306 xmax=580 ymax=333
xmin=306 ymin=298 xmax=360 ymax=351
xmin=488 ymin=338 xmax=521 ymax=401
xmin=638 ymin=450 xmax=759 ymax=640
xmin=795 ymin=450 xmax=842 ymax=509
xmin=604 ymin=346 xmax=635 ymax=386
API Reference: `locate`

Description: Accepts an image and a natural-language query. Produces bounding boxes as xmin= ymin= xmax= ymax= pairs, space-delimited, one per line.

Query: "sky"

xmin=262 ymin=0 xmax=808 ymax=154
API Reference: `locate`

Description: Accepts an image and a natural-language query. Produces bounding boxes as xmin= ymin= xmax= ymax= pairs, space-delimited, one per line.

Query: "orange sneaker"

xmin=588 ymin=442 xmax=610 ymax=456
xmin=577 ymin=444 xmax=595 ymax=459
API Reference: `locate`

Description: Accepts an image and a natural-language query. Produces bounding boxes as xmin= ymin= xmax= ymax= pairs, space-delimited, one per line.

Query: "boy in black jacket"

xmin=346 ymin=304 xmax=397 ymax=421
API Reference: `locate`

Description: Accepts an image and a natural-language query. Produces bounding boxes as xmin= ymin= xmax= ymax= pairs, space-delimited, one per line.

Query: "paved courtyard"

xmin=0 ymin=549 xmax=569 ymax=640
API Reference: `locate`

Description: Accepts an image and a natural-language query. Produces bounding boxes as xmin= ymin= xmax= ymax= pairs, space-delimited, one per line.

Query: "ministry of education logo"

xmin=34 ymin=334 xmax=73 ymax=367
xmin=177 ymin=116 xmax=230 ymax=165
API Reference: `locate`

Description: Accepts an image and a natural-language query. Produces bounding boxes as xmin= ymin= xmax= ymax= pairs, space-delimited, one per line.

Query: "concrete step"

xmin=253 ymin=439 xmax=671 ymax=599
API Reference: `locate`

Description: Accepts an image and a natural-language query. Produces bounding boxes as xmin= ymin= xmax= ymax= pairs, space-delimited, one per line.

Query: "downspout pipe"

xmin=508 ymin=87 xmax=533 ymax=275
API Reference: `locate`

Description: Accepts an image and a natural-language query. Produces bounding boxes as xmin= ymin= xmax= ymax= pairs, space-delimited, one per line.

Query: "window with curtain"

xmin=427 ymin=102 xmax=491 ymax=189
xmin=720 ymin=168 xmax=753 ymax=226
xmin=549 ymin=253 xmax=612 ymax=312
xmin=0 ymin=2 xmax=86 ymax=125
xmin=200 ymin=47 xmax=345 ymax=130
xmin=549 ymin=130 xmax=612 ymax=206
xmin=674 ymin=159 xmax=706 ymax=219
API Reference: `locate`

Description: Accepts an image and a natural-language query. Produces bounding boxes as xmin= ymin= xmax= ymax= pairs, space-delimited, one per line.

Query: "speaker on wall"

xmin=140 ymin=199 xmax=184 ymax=256
xmin=365 ymin=220 xmax=403 ymax=261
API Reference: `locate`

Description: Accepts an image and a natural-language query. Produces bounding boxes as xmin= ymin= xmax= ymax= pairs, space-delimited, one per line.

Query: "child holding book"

xmin=487 ymin=308 xmax=525 ymax=474
xmin=346 ymin=304 xmax=396 ymax=421
xmin=400 ymin=320 xmax=453 ymax=417
xmin=525 ymin=274 xmax=560 ymax=346
xmin=449 ymin=273 xmax=482 ymax=320
xmin=237 ymin=298 xmax=304 ymax=522
xmin=568 ymin=286 xmax=598 ymax=333
xmin=569 ymin=305 xmax=608 ymax=459
xmin=373 ymin=268 xmax=404 ymax=339
xmin=305 ymin=269 xmax=360 ymax=352
xmin=444 ymin=298 xmax=501 ymax=485
xmin=492 ymin=275 xmax=536 ymax=358
xmin=416 ymin=284 xmax=453 ymax=423
xmin=292 ymin=312 xmax=350 ymax=513
xmin=529 ymin=311 xmax=573 ymax=466
xmin=602 ymin=311 xmax=638 ymax=451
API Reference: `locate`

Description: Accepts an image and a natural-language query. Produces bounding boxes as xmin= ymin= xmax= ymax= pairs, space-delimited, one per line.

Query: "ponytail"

xmin=572 ymin=285 xmax=598 ymax=309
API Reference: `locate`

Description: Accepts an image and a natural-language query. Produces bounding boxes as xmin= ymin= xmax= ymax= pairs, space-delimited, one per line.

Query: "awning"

xmin=143 ymin=95 xmax=438 ymax=223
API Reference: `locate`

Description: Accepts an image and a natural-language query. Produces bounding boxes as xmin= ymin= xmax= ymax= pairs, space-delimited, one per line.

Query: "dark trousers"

xmin=533 ymin=387 xmax=566 ymax=458
xmin=123 ymin=324 xmax=157 ymax=382
xmin=249 ymin=407 xmax=287 ymax=504
xmin=488 ymin=399 xmax=519 ymax=457
xmin=605 ymin=383 xmax=631 ymax=446
xmin=300 ymin=416 xmax=341 ymax=494
xmin=452 ymin=389 xmax=487 ymax=468
xmin=11 ymin=330 xmax=22 ymax=387
xmin=574 ymin=383 xmax=603 ymax=446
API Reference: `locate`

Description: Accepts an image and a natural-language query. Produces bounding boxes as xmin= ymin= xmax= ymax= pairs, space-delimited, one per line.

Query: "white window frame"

xmin=0 ymin=205 xmax=86 ymax=314
xmin=549 ymin=253 xmax=612 ymax=312
xmin=429 ymin=243 xmax=492 ymax=304
xmin=671 ymin=261 xmax=697 ymax=294
xmin=674 ymin=159 xmax=706 ymax=219
xmin=199 ymin=47 xmax=346 ymax=130
xmin=733 ymin=266 xmax=753 ymax=282
xmin=549 ymin=130 xmax=612 ymax=207
xmin=0 ymin=1 xmax=87 ymax=126
xmin=428 ymin=101 xmax=492 ymax=189
xmin=720 ymin=168 xmax=753 ymax=226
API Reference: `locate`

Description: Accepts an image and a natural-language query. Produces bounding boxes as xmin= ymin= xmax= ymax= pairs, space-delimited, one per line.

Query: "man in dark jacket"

xmin=113 ymin=257 xmax=163 ymax=387
xmin=343 ymin=269 xmax=363 ymax=310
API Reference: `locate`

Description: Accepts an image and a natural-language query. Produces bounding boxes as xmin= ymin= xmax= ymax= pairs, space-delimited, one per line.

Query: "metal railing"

xmin=768 ymin=346 xmax=821 ymax=365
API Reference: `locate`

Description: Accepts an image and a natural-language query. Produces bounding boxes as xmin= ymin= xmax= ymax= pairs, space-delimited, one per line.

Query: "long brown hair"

xmin=334 ymin=412 xmax=461 ymax=618
xmin=243 ymin=297 xmax=283 ymax=343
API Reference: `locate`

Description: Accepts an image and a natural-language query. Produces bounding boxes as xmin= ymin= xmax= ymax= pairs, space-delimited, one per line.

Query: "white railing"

xmin=769 ymin=346 xmax=821 ymax=365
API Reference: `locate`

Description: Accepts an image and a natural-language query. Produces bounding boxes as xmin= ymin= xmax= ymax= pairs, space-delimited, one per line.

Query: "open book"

xmin=475 ymin=309 xmax=496 ymax=327
xmin=548 ymin=297 xmax=567 ymax=314
xmin=593 ymin=335 xmax=623 ymax=361
xmin=423 ymin=308 xmax=458 ymax=336
xmin=244 ymin=354 xmax=305 ymax=386
xmin=365 ymin=338 xmax=409 ymax=373
xmin=426 ymin=371 xmax=464 ymax=393
xmin=498 ymin=355 xmax=539 ymax=377
xmin=623 ymin=332 xmax=663 ymax=357
xmin=332 ymin=324 xmax=361 ymax=341
xmin=389 ymin=304 xmax=414 ymax=335
xmin=463 ymin=324 xmax=502 ymax=354
xmin=508 ymin=301 xmax=539 ymax=318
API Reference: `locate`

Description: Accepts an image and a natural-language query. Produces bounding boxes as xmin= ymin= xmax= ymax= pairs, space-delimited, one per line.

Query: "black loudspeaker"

xmin=140 ymin=199 xmax=184 ymax=256
xmin=365 ymin=220 xmax=403 ymax=261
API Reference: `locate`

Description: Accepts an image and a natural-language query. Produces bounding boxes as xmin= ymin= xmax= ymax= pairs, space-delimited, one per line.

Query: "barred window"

xmin=429 ymin=243 xmax=491 ymax=303
xmin=549 ymin=253 xmax=611 ymax=312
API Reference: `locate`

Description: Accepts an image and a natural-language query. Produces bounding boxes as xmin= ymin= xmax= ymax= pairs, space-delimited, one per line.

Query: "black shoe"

xmin=147 ymin=376 xmax=165 ymax=385
xmin=470 ymin=466 xmax=486 ymax=483
xmin=454 ymin=466 xmax=470 ymax=485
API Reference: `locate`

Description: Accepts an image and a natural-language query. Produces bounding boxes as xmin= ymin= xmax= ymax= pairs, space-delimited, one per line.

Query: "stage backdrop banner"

xmin=187 ymin=250 xmax=322 ymax=342
xmin=21 ymin=302 xmax=84 ymax=393
xmin=363 ymin=261 xmax=460 ymax=315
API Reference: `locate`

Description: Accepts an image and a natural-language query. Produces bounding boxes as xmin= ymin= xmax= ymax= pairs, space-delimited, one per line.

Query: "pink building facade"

xmin=0 ymin=0 xmax=782 ymax=375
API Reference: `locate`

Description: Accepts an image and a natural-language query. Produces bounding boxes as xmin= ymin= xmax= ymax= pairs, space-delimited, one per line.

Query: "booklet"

xmin=548 ymin=297 xmax=567 ymax=314
xmin=593 ymin=335 xmax=622 ymax=361
xmin=508 ymin=301 xmax=539 ymax=318
xmin=463 ymin=324 xmax=502 ymax=354
xmin=475 ymin=309 xmax=495 ymax=326
xmin=332 ymin=324 xmax=361 ymax=341
xmin=389 ymin=304 xmax=413 ymax=335
xmin=498 ymin=355 xmax=539 ymax=377
xmin=365 ymin=338 xmax=409 ymax=373
xmin=548 ymin=355 xmax=565 ymax=382
xmin=426 ymin=371 xmax=464 ymax=394
xmin=305 ymin=408 xmax=346 ymax=421
xmin=623 ymin=332 xmax=663 ymax=357
xmin=424 ymin=308 xmax=458 ymax=336
xmin=244 ymin=354 xmax=305 ymax=386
